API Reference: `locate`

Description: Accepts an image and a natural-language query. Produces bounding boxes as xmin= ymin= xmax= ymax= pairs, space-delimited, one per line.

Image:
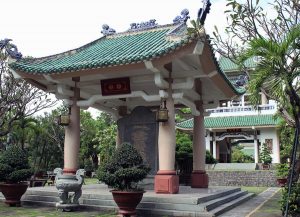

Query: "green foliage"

xmin=276 ymin=163 xmax=289 ymax=178
xmin=280 ymin=183 xmax=300 ymax=216
xmin=187 ymin=19 xmax=204 ymax=38
xmin=206 ymin=150 xmax=217 ymax=164
xmin=176 ymin=130 xmax=192 ymax=155
xmin=27 ymin=107 xmax=65 ymax=172
xmin=260 ymin=143 xmax=272 ymax=164
xmin=94 ymin=113 xmax=117 ymax=165
xmin=0 ymin=146 xmax=33 ymax=183
xmin=278 ymin=122 xmax=294 ymax=162
xmin=231 ymin=146 xmax=254 ymax=163
xmin=97 ymin=143 xmax=151 ymax=191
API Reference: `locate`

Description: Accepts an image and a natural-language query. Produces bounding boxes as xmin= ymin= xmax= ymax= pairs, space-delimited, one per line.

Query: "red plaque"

xmin=101 ymin=77 xmax=131 ymax=96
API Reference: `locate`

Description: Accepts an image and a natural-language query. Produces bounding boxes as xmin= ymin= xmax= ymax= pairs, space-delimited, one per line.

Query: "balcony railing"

xmin=206 ymin=104 xmax=276 ymax=114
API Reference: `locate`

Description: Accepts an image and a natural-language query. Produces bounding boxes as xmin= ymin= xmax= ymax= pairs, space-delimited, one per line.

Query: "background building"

xmin=177 ymin=57 xmax=280 ymax=164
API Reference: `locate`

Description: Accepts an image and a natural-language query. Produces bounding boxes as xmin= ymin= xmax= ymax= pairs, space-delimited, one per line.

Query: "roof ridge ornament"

xmin=173 ymin=9 xmax=190 ymax=24
xmin=129 ymin=19 xmax=157 ymax=31
xmin=198 ymin=0 xmax=212 ymax=25
xmin=0 ymin=38 xmax=22 ymax=60
xmin=101 ymin=24 xmax=116 ymax=36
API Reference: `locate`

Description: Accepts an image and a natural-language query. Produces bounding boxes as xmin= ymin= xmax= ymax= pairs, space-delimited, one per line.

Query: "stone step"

xmin=1 ymin=187 xmax=253 ymax=217
xmin=211 ymin=193 xmax=254 ymax=216
xmin=197 ymin=188 xmax=241 ymax=204
xmin=202 ymin=191 xmax=248 ymax=211
xmin=136 ymin=207 xmax=214 ymax=217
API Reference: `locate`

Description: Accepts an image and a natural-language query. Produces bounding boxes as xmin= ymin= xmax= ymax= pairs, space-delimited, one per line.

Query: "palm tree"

xmin=240 ymin=25 xmax=300 ymax=216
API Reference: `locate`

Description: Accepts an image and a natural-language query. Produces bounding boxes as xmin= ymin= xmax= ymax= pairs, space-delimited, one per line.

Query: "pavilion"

xmin=8 ymin=4 xmax=243 ymax=194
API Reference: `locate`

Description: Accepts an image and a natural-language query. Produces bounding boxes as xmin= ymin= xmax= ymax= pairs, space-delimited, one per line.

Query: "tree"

xmin=95 ymin=112 xmax=117 ymax=164
xmin=79 ymin=110 xmax=99 ymax=169
xmin=0 ymin=39 xmax=56 ymax=138
xmin=212 ymin=2 xmax=300 ymax=214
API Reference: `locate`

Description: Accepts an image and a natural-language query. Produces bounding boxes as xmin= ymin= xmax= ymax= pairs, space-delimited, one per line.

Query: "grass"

xmin=241 ymin=186 xmax=268 ymax=195
xmin=0 ymin=203 xmax=116 ymax=217
xmin=250 ymin=190 xmax=282 ymax=217
xmin=84 ymin=178 xmax=99 ymax=185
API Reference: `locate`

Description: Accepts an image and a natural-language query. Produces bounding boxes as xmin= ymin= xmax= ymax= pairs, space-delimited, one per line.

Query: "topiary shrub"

xmin=260 ymin=143 xmax=272 ymax=165
xmin=0 ymin=146 xmax=33 ymax=183
xmin=97 ymin=143 xmax=151 ymax=191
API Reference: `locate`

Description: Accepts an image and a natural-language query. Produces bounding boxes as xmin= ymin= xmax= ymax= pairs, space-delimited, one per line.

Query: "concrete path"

xmin=219 ymin=187 xmax=280 ymax=217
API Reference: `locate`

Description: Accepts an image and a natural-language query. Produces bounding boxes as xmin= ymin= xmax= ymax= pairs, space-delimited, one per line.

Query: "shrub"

xmin=97 ymin=143 xmax=151 ymax=191
xmin=0 ymin=146 xmax=33 ymax=183
xmin=259 ymin=143 xmax=272 ymax=164
xmin=276 ymin=163 xmax=289 ymax=178
xmin=280 ymin=183 xmax=300 ymax=216
xmin=206 ymin=150 xmax=217 ymax=164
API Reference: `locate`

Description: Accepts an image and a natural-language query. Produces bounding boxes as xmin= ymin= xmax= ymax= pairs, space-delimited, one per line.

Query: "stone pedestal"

xmin=191 ymin=170 xmax=208 ymax=188
xmin=154 ymin=171 xmax=179 ymax=194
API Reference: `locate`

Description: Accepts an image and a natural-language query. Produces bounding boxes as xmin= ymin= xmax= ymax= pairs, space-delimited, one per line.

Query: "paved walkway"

xmin=219 ymin=187 xmax=280 ymax=217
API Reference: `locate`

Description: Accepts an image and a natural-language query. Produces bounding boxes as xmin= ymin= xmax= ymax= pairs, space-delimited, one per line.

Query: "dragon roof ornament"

xmin=129 ymin=19 xmax=158 ymax=31
xmin=173 ymin=9 xmax=190 ymax=24
xmin=101 ymin=24 xmax=116 ymax=36
xmin=0 ymin=38 xmax=22 ymax=60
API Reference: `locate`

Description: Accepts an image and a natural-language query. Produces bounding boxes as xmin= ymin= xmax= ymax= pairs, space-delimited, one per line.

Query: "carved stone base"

xmin=54 ymin=168 xmax=85 ymax=212
xmin=191 ymin=170 xmax=209 ymax=188
xmin=154 ymin=170 xmax=179 ymax=194
xmin=56 ymin=203 xmax=80 ymax=212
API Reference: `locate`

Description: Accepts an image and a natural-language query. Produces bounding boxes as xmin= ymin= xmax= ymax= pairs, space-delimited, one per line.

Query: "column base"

xmin=191 ymin=170 xmax=209 ymax=188
xmin=154 ymin=170 xmax=179 ymax=194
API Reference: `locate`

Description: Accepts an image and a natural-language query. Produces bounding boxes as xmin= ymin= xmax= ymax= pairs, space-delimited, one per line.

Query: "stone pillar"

xmin=191 ymin=101 xmax=209 ymax=188
xmin=154 ymin=80 xmax=178 ymax=194
xmin=63 ymin=86 xmax=80 ymax=174
xmin=254 ymin=139 xmax=259 ymax=163
xmin=212 ymin=132 xmax=217 ymax=159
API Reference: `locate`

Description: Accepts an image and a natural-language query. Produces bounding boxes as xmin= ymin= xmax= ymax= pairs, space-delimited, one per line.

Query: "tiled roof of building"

xmin=176 ymin=114 xmax=278 ymax=130
xmin=219 ymin=56 xmax=257 ymax=72
xmin=9 ymin=24 xmax=193 ymax=74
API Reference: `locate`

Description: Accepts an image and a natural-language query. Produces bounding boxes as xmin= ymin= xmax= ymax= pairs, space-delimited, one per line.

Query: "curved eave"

xmin=9 ymin=24 xmax=195 ymax=76
xmin=206 ymin=38 xmax=245 ymax=96
xmin=11 ymin=40 xmax=199 ymax=80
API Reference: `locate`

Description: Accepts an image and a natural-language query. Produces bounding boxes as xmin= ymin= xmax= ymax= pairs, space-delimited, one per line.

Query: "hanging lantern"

xmin=57 ymin=107 xmax=71 ymax=126
xmin=156 ymin=99 xmax=168 ymax=122
xmin=57 ymin=114 xmax=70 ymax=126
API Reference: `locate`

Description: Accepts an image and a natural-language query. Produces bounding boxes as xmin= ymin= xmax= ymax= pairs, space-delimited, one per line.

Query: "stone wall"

xmin=207 ymin=170 xmax=278 ymax=187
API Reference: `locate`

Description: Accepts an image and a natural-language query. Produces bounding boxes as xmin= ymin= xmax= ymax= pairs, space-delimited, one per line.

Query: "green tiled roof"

xmin=219 ymin=56 xmax=257 ymax=72
xmin=176 ymin=114 xmax=278 ymax=130
xmin=9 ymin=24 xmax=192 ymax=74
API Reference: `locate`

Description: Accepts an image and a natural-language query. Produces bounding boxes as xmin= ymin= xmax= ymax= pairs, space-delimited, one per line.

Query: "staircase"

xmin=0 ymin=186 xmax=253 ymax=217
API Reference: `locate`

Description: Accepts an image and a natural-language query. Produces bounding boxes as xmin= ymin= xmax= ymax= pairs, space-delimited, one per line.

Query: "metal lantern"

xmin=156 ymin=99 xmax=168 ymax=122
xmin=57 ymin=114 xmax=70 ymax=126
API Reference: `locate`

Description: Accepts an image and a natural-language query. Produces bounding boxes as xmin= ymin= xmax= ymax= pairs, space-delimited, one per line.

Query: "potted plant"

xmin=97 ymin=143 xmax=151 ymax=217
xmin=260 ymin=143 xmax=272 ymax=169
xmin=276 ymin=163 xmax=289 ymax=187
xmin=0 ymin=146 xmax=33 ymax=206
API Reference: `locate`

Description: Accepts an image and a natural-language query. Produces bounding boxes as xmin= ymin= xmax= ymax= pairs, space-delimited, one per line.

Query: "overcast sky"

xmin=1 ymin=0 xmax=231 ymax=58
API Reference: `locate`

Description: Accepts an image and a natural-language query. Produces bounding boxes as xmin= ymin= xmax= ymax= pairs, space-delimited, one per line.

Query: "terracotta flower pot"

xmin=277 ymin=178 xmax=288 ymax=187
xmin=0 ymin=182 xmax=28 ymax=206
xmin=111 ymin=190 xmax=144 ymax=216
